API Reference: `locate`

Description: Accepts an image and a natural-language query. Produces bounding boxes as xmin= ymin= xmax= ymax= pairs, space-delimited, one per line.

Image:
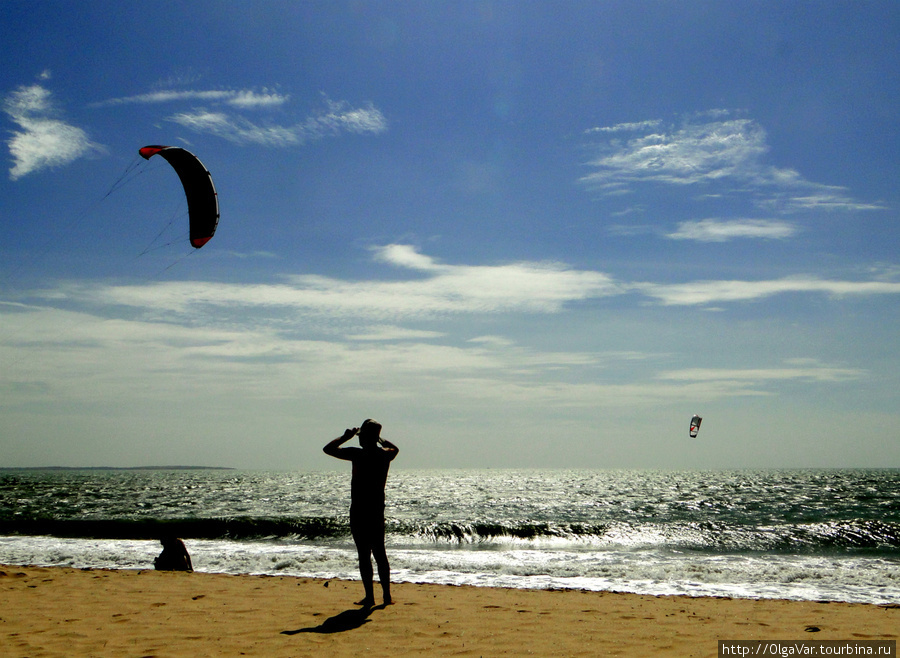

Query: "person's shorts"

xmin=349 ymin=506 xmax=385 ymax=541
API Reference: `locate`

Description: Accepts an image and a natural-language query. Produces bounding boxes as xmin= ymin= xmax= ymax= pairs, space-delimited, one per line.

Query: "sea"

xmin=1 ymin=468 xmax=898 ymax=605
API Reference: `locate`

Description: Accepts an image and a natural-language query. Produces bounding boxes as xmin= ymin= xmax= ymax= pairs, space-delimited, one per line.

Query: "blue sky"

xmin=2 ymin=1 xmax=899 ymax=469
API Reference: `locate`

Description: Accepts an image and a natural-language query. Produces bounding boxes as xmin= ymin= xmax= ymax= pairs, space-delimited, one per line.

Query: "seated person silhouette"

xmin=154 ymin=536 xmax=193 ymax=571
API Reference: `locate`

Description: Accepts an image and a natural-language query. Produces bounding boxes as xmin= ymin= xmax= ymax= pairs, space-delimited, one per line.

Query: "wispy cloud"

xmin=71 ymin=244 xmax=618 ymax=319
xmin=667 ymin=219 xmax=798 ymax=242
xmin=584 ymin=119 xmax=663 ymax=134
xmin=580 ymin=112 xmax=882 ymax=212
xmin=636 ymin=277 xmax=900 ymax=306
xmin=766 ymin=192 xmax=886 ymax=213
xmin=1 ymin=304 xmax=851 ymax=411
xmin=167 ymin=98 xmax=387 ymax=146
xmin=346 ymin=325 xmax=446 ymax=341
xmin=92 ymin=88 xmax=290 ymax=108
xmin=93 ymin=84 xmax=386 ymax=147
xmin=372 ymin=243 xmax=444 ymax=271
xmin=582 ymin=116 xmax=768 ymax=187
xmin=34 ymin=245 xmax=900 ymax=320
xmin=657 ymin=363 xmax=865 ymax=383
xmin=2 ymin=79 xmax=99 ymax=179
xmin=4 ymin=248 xmax=893 ymax=417
xmin=0 ymin=305 xmax=635 ymax=411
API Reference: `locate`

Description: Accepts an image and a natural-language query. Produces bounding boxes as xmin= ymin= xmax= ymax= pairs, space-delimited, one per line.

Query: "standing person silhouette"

xmin=324 ymin=419 xmax=399 ymax=608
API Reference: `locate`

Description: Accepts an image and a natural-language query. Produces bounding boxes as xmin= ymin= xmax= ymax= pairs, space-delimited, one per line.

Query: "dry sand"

xmin=1 ymin=565 xmax=897 ymax=657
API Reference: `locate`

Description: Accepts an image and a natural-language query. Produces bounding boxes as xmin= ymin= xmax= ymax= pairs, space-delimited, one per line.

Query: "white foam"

xmin=2 ymin=535 xmax=898 ymax=604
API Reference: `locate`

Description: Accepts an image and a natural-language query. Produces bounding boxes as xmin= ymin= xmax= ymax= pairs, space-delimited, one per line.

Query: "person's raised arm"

xmin=378 ymin=436 xmax=399 ymax=460
xmin=324 ymin=427 xmax=359 ymax=459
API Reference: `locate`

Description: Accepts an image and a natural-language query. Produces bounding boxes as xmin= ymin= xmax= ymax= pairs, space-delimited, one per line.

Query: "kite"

xmin=689 ymin=414 xmax=703 ymax=438
xmin=139 ymin=145 xmax=219 ymax=248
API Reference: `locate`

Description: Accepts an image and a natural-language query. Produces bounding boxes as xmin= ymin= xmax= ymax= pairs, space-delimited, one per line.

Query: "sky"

xmin=1 ymin=1 xmax=899 ymax=470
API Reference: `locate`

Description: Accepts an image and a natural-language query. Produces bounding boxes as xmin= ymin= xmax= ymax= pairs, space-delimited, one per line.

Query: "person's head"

xmin=358 ymin=418 xmax=382 ymax=448
xmin=160 ymin=535 xmax=182 ymax=549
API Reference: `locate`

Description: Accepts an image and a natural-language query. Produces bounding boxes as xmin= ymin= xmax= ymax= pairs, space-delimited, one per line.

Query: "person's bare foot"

xmin=355 ymin=597 xmax=376 ymax=608
xmin=383 ymin=594 xmax=393 ymax=606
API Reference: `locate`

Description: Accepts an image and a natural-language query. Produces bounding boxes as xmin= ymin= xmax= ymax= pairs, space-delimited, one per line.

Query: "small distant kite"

xmin=139 ymin=145 xmax=219 ymax=248
xmin=689 ymin=414 xmax=703 ymax=438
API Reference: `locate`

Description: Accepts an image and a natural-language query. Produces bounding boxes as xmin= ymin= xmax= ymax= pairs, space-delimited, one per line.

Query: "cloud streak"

xmin=167 ymin=98 xmax=387 ymax=146
xmin=5 ymin=302 xmax=857 ymax=414
xmin=582 ymin=116 xmax=769 ymax=188
xmin=94 ymin=84 xmax=387 ymax=147
xmin=2 ymin=82 xmax=99 ymax=179
xmin=33 ymin=246 xmax=900 ymax=329
xmin=72 ymin=244 xmax=619 ymax=319
xmin=637 ymin=277 xmax=900 ymax=306
xmin=580 ymin=112 xmax=882 ymax=212
xmin=584 ymin=119 xmax=663 ymax=134
xmin=93 ymin=88 xmax=290 ymax=108
xmin=666 ymin=219 xmax=798 ymax=242
xmin=657 ymin=364 xmax=865 ymax=383
xmin=2 ymin=247 xmax=886 ymax=420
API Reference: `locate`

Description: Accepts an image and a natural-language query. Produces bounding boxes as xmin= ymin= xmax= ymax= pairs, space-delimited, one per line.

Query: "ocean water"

xmin=1 ymin=468 xmax=898 ymax=604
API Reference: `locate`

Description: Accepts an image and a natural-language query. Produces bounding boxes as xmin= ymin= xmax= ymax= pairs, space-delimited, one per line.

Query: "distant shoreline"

xmin=0 ymin=466 xmax=235 ymax=471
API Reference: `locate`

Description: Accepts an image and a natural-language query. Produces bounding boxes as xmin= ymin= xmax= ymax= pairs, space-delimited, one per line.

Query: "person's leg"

xmin=356 ymin=544 xmax=375 ymax=605
xmin=372 ymin=541 xmax=391 ymax=604
xmin=370 ymin=514 xmax=391 ymax=604
xmin=351 ymin=519 xmax=375 ymax=606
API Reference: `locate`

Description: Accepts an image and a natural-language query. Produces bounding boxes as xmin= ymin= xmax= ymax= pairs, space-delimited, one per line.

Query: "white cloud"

xmin=220 ymin=250 xmax=280 ymax=260
xmin=0 ymin=299 xmax=869 ymax=426
xmin=468 ymin=335 xmax=516 ymax=348
xmin=772 ymin=192 xmax=886 ymax=213
xmin=346 ymin=325 xmax=446 ymax=341
xmin=34 ymin=246 xmax=900 ymax=322
xmin=92 ymin=88 xmax=290 ymax=108
xmin=3 ymin=82 xmax=99 ymax=179
xmin=657 ymin=364 xmax=865 ymax=383
xmin=5 ymin=248 xmax=896 ymax=434
xmin=584 ymin=119 xmax=663 ymax=134
xmin=667 ymin=219 xmax=798 ymax=242
xmin=167 ymin=99 xmax=387 ymax=146
xmin=166 ymin=110 xmax=298 ymax=147
xmin=866 ymin=264 xmax=900 ymax=282
xmin=4 ymin=302 xmax=705 ymax=415
xmin=372 ymin=243 xmax=443 ymax=271
xmin=581 ymin=118 xmax=769 ymax=187
xmin=324 ymin=100 xmax=388 ymax=134
xmin=92 ymin=85 xmax=385 ymax=147
xmin=636 ymin=277 xmax=900 ymax=306
xmin=580 ymin=113 xmax=881 ymax=212
xmin=71 ymin=245 xmax=618 ymax=319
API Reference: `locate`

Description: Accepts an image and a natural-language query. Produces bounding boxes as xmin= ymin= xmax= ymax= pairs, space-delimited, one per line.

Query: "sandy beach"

xmin=0 ymin=566 xmax=896 ymax=657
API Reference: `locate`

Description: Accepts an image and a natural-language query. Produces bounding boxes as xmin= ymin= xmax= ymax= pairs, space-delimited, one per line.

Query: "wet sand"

xmin=0 ymin=566 xmax=897 ymax=656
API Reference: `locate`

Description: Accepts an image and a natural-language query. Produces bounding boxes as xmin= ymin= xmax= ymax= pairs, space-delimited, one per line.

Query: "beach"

xmin=1 ymin=566 xmax=897 ymax=657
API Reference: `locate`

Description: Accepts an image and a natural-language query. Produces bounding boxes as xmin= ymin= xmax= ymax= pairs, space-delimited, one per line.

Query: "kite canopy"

xmin=139 ymin=145 xmax=219 ymax=248
xmin=689 ymin=414 xmax=703 ymax=438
